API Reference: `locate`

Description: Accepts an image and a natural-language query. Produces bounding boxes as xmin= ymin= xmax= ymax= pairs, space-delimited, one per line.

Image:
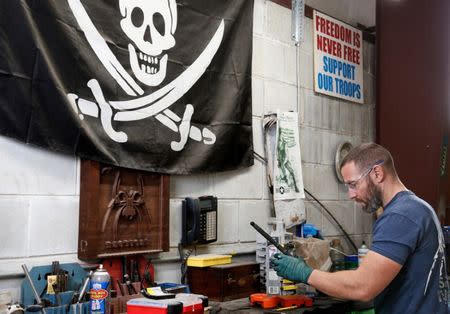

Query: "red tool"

xmin=250 ymin=293 xmax=280 ymax=309
xmin=250 ymin=293 xmax=314 ymax=309
xmin=278 ymin=295 xmax=313 ymax=307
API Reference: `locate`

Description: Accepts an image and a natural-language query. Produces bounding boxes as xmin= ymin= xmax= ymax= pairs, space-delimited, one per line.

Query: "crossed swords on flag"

xmin=66 ymin=0 xmax=224 ymax=151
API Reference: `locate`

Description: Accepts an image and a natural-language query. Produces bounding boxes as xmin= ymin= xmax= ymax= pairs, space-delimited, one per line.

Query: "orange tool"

xmin=250 ymin=293 xmax=280 ymax=309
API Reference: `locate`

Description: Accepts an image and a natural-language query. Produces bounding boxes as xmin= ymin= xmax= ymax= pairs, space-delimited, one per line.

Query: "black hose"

xmin=178 ymin=243 xmax=194 ymax=284
xmin=304 ymin=188 xmax=358 ymax=253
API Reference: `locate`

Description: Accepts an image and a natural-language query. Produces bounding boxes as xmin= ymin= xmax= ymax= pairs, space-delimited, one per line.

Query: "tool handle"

xmin=116 ymin=280 xmax=125 ymax=296
xmin=250 ymin=221 xmax=289 ymax=255
xmin=21 ymin=264 xmax=47 ymax=314
xmin=77 ymin=270 xmax=93 ymax=303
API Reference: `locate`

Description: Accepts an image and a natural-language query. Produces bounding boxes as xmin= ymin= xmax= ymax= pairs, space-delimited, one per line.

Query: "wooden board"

xmin=78 ymin=159 xmax=170 ymax=260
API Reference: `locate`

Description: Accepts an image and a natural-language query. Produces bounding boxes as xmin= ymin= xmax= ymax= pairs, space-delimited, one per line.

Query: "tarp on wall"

xmin=0 ymin=0 xmax=253 ymax=174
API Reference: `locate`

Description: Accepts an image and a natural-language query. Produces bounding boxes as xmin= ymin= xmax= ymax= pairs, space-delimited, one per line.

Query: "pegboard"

xmin=21 ymin=263 xmax=88 ymax=314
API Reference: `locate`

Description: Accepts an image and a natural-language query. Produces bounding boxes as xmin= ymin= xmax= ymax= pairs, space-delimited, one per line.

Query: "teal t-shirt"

xmin=371 ymin=191 xmax=448 ymax=314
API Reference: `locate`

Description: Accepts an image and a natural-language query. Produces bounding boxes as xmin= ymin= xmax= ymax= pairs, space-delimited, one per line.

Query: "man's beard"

xmin=361 ymin=179 xmax=383 ymax=213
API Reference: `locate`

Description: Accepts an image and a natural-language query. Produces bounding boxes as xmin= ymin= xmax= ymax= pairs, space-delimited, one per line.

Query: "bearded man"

xmin=272 ymin=143 xmax=448 ymax=314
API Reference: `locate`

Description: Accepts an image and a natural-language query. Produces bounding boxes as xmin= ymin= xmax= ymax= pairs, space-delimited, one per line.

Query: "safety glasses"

xmin=344 ymin=159 xmax=384 ymax=190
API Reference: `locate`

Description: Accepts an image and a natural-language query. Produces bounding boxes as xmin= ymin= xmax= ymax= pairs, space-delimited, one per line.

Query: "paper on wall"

xmin=273 ymin=111 xmax=305 ymax=200
xmin=263 ymin=111 xmax=306 ymax=228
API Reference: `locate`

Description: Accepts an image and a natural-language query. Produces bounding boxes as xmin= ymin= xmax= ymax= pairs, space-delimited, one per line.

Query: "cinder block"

xmin=363 ymin=72 xmax=375 ymax=105
xmin=358 ymin=105 xmax=370 ymax=139
xmin=252 ymin=35 xmax=285 ymax=81
xmin=75 ymin=158 xmax=81 ymax=195
xmin=363 ymin=42 xmax=376 ymax=75
xmin=170 ymin=174 xmax=214 ymax=198
xmin=302 ymin=88 xmax=323 ymax=128
xmin=216 ymin=200 xmax=239 ymax=243
xmin=284 ymin=45 xmax=298 ymax=85
xmin=169 ymin=199 xmax=182 ymax=247
xmin=238 ymin=200 xmax=271 ymax=242
xmin=300 ymin=18 xmax=314 ymax=54
xmin=28 ymin=196 xmax=79 ymax=256
xmin=321 ymin=201 xmax=354 ymax=237
xmin=367 ymin=107 xmax=376 ymax=142
xmin=298 ymin=88 xmax=306 ymax=124
xmin=304 ymin=201 xmax=323 ymax=231
xmin=302 ymin=163 xmax=317 ymax=195
xmin=213 ymin=163 xmax=263 ymax=199
xmin=352 ymin=104 xmax=365 ymax=137
xmin=253 ymin=0 xmax=265 ymax=36
xmin=299 ymin=51 xmax=314 ymax=89
xmin=252 ymin=35 xmax=266 ymax=78
xmin=321 ymin=96 xmax=340 ymax=131
xmin=302 ymin=164 xmax=339 ymax=200
xmin=252 ymin=76 xmax=265 ymax=117
xmin=266 ymin=1 xmax=292 ymax=44
xmin=0 ymin=197 xmax=29 ymax=258
xmin=299 ymin=126 xmax=321 ymax=164
xmin=320 ymin=131 xmax=342 ymax=166
xmin=338 ymin=101 xmax=354 ymax=135
xmin=0 ymin=136 xmax=78 ymax=195
xmin=264 ymin=80 xmax=298 ymax=113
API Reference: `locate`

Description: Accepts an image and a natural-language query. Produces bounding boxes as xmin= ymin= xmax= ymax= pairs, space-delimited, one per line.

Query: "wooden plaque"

xmin=78 ymin=160 xmax=170 ymax=260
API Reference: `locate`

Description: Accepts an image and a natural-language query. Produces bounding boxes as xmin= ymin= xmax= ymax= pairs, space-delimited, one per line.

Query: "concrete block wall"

xmin=0 ymin=0 xmax=376 ymax=300
xmin=250 ymin=0 xmax=376 ymax=254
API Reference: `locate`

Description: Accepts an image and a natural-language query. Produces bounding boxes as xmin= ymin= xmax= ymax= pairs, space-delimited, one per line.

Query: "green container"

xmin=344 ymin=255 xmax=358 ymax=270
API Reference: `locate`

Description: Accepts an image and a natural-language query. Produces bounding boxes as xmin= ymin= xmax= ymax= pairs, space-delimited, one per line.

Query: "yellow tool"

xmin=275 ymin=305 xmax=299 ymax=311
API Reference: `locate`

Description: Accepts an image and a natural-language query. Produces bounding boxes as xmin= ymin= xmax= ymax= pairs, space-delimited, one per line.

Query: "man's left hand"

xmin=271 ymin=253 xmax=313 ymax=283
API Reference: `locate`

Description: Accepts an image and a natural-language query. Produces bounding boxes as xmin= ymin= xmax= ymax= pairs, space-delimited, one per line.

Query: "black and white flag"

xmin=0 ymin=0 xmax=253 ymax=174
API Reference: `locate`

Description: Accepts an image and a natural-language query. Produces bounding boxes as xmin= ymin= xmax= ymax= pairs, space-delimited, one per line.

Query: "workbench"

xmin=209 ymin=297 xmax=373 ymax=314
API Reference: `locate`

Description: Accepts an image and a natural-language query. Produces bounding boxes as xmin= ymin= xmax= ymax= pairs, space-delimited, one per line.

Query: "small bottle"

xmin=330 ymin=239 xmax=345 ymax=272
xmin=358 ymin=241 xmax=369 ymax=266
xmin=90 ymin=264 xmax=110 ymax=314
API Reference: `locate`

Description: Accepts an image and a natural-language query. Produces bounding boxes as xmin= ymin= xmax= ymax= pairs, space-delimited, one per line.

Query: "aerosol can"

xmin=90 ymin=264 xmax=110 ymax=314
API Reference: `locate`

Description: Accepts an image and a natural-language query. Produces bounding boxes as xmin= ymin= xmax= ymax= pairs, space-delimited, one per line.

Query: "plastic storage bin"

xmin=186 ymin=254 xmax=231 ymax=267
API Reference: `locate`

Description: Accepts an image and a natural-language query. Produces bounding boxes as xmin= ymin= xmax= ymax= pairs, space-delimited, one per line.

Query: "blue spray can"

xmin=90 ymin=264 xmax=110 ymax=314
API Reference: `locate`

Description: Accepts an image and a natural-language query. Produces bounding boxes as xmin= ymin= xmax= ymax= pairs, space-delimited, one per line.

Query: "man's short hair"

xmin=340 ymin=142 xmax=397 ymax=176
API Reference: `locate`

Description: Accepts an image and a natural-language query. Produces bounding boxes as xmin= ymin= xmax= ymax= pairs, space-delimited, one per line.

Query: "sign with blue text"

xmin=313 ymin=11 xmax=364 ymax=104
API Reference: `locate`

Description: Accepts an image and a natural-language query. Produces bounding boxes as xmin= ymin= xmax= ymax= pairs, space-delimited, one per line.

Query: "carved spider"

xmin=101 ymin=171 xmax=148 ymax=240
xmin=115 ymin=189 xmax=145 ymax=220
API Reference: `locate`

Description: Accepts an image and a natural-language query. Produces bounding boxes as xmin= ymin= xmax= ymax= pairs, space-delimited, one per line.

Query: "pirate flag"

xmin=0 ymin=0 xmax=253 ymax=174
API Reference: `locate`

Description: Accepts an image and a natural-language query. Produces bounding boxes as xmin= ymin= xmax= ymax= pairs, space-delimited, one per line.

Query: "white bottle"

xmin=358 ymin=241 xmax=369 ymax=266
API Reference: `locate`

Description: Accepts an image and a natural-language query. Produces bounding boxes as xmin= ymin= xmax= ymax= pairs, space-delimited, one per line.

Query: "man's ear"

xmin=372 ymin=165 xmax=385 ymax=183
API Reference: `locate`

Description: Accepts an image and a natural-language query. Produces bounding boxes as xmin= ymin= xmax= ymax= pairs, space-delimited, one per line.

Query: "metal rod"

xmin=77 ymin=270 xmax=93 ymax=303
xmin=250 ymin=221 xmax=289 ymax=255
xmin=21 ymin=264 xmax=47 ymax=314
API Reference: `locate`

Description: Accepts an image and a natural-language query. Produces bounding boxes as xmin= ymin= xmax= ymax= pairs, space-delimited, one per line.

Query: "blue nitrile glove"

xmin=271 ymin=253 xmax=313 ymax=283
